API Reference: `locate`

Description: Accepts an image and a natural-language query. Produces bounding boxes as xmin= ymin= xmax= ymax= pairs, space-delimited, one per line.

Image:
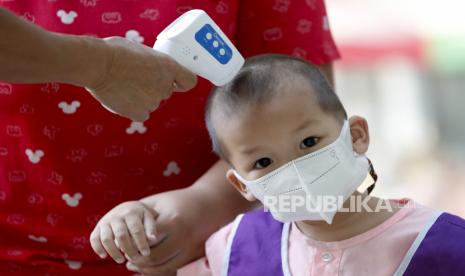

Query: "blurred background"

xmin=326 ymin=0 xmax=465 ymax=216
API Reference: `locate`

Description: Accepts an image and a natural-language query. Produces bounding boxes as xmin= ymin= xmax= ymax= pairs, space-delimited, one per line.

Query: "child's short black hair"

xmin=205 ymin=54 xmax=347 ymax=160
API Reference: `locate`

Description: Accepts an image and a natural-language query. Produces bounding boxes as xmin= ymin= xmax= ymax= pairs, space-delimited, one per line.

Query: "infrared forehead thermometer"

xmin=153 ymin=9 xmax=244 ymax=86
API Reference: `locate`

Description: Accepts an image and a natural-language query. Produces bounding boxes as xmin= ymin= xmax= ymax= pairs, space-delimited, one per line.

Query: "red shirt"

xmin=0 ymin=0 xmax=339 ymax=274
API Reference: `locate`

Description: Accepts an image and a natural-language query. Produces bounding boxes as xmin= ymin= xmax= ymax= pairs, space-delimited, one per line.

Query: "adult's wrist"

xmin=53 ymin=33 xmax=110 ymax=88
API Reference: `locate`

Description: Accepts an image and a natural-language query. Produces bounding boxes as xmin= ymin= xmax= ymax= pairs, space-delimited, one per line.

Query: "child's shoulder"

xmin=203 ymin=214 xmax=243 ymax=276
xmin=396 ymin=199 xmax=438 ymax=225
xmin=205 ymin=217 xmax=237 ymax=252
xmin=177 ymin=217 xmax=241 ymax=276
xmin=394 ymin=200 xmax=465 ymax=275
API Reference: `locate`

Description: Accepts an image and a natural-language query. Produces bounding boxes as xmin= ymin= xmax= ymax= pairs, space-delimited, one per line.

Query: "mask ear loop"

xmin=366 ymin=158 xmax=377 ymax=195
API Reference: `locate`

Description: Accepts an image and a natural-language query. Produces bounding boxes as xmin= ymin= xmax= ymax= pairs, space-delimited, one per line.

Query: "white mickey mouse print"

xmin=43 ymin=125 xmax=60 ymax=140
xmin=164 ymin=118 xmax=180 ymax=128
xmin=87 ymin=124 xmax=104 ymax=136
xmin=125 ymin=30 xmax=144 ymax=43
xmin=293 ymin=47 xmax=308 ymax=59
xmin=19 ymin=104 xmax=34 ymax=115
xmin=139 ymin=9 xmax=159 ymax=20
xmin=71 ymin=236 xmax=88 ymax=249
xmin=101 ymin=12 xmax=122 ymax=24
xmin=28 ymin=234 xmax=48 ymax=243
xmin=41 ymin=82 xmax=60 ymax=94
xmin=66 ymin=148 xmax=88 ymax=162
xmin=8 ymin=171 xmax=26 ymax=183
xmin=65 ymin=260 xmax=82 ymax=270
xmin=80 ymin=0 xmax=97 ymax=7
xmin=0 ymin=147 xmax=8 ymax=156
xmin=163 ymin=161 xmax=181 ymax=177
xmin=126 ymin=122 xmax=147 ymax=134
xmin=216 ymin=0 xmax=229 ymax=14
xmin=306 ymin=0 xmax=317 ymax=9
xmin=322 ymin=16 xmax=329 ymax=31
xmin=104 ymin=145 xmax=124 ymax=158
xmin=58 ymin=100 xmax=80 ymax=114
xmin=25 ymin=149 xmax=44 ymax=164
xmin=22 ymin=12 xmax=35 ymax=22
xmin=46 ymin=213 xmax=63 ymax=226
xmin=144 ymin=142 xmax=159 ymax=155
xmin=0 ymin=82 xmax=12 ymax=95
xmin=273 ymin=0 xmax=291 ymax=13
xmin=297 ymin=19 xmax=312 ymax=34
xmin=27 ymin=193 xmax=44 ymax=205
xmin=62 ymin=193 xmax=82 ymax=207
xmin=86 ymin=171 xmax=107 ymax=185
xmin=57 ymin=10 xmax=78 ymax=25
xmin=7 ymin=214 xmax=25 ymax=225
xmin=263 ymin=27 xmax=283 ymax=41
xmin=7 ymin=249 xmax=23 ymax=257
xmin=48 ymin=171 xmax=64 ymax=185
xmin=6 ymin=125 xmax=22 ymax=137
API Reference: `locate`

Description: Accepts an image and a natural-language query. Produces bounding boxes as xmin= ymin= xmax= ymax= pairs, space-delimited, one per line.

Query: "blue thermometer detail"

xmin=195 ymin=24 xmax=232 ymax=65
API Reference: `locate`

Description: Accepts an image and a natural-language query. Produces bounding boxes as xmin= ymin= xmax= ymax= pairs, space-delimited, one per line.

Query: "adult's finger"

xmin=169 ymin=60 xmax=197 ymax=92
xmin=144 ymin=208 xmax=158 ymax=241
xmin=130 ymin=233 xmax=179 ymax=267
xmin=100 ymin=223 xmax=125 ymax=264
xmin=89 ymin=226 xmax=107 ymax=258
xmin=111 ymin=219 xmax=140 ymax=261
xmin=88 ymin=86 xmax=150 ymax=122
xmin=125 ymin=215 xmax=150 ymax=257
xmin=118 ymin=92 xmax=152 ymax=122
xmin=127 ymin=251 xmax=182 ymax=276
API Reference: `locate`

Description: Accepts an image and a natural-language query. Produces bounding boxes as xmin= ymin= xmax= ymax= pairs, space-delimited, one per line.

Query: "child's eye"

xmin=253 ymin=158 xmax=273 ymax=169
xmin=300 ymin=136 xmax=319 ymax=149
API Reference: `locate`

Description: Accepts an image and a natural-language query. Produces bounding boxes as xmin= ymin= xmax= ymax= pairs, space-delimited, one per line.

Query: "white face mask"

xmin=233 ymin=120 xmax=369 ymax=224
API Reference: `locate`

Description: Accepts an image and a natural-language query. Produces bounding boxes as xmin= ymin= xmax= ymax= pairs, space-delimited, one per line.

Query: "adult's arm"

xmin=0 ymin=8 xmax=196 ymax=121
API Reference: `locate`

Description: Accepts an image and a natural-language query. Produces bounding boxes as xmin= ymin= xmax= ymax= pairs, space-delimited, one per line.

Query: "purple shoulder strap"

xmin=225 ymin=210 xmax=289 ymax=276
xmin=396 ymin=212 xmax=465 ymax=275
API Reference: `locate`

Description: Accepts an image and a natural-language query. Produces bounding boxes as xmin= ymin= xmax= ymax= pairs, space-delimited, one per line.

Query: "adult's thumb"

xmin=171 ymin=61 xmax=197 ymax=92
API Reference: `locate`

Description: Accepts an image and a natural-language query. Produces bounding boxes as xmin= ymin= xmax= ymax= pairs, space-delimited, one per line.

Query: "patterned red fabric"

xmin=0 ymin=0 xmax=339 ymax=274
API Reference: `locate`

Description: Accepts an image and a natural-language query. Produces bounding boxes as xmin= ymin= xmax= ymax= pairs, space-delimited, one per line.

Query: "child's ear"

xmin=226 ymin=169 xmax=257 ymax=202
xmin=348 ymin=116 xmax=370 ymax=155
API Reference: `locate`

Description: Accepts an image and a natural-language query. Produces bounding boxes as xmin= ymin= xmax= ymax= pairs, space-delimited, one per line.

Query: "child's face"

xmin=216 ymin=80 xmax=347 ymax=182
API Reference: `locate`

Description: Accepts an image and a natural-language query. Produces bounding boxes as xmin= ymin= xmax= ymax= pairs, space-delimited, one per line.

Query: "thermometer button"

xmin=195 ymin=23 xmax=233 ymax=65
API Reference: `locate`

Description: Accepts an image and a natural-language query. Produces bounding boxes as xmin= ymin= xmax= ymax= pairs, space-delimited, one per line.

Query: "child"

xmin=93 ymin=54 xmax=465 ymax=276
xmin=178 ymin=54 xmax=465 ymax=276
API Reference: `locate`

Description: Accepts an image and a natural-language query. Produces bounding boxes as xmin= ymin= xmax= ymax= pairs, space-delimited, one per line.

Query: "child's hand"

xmin=89 ymin=201 xmax=157 ymax=264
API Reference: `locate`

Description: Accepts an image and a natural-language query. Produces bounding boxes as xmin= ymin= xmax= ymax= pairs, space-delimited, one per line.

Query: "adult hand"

xmin=0 ymin=9 xmax=196 ymax=122
xmin=85 ymin=37 xmax=197 ymax=122
xmin=124 ymin=188 xmax=212 ymax=276
xmin=89 ymin=201 xmax=158 ymax=264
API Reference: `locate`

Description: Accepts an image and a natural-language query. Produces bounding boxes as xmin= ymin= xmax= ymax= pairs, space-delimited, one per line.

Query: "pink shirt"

xmin=178 ymin=199 xmax=437 ymax=276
